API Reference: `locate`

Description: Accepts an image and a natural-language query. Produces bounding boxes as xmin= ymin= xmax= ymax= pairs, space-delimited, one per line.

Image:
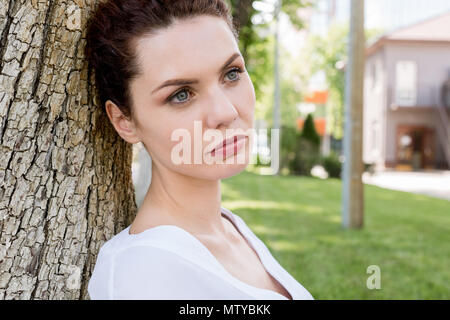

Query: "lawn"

xmin=221 ymin=169 xmax=450 ymax=299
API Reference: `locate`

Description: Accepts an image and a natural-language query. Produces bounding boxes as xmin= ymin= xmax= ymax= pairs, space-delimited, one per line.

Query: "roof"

xmin=367 ymin=11 xmax=450 ymax=56
xmin=386 ymin=11 xmax=450 ymax=41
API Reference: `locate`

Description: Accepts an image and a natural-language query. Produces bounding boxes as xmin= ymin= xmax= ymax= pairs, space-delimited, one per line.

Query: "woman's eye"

xmin=168 ymin=88 xmax=191 ymax=104
xmin=225 ymin=67 xmax=243 ymax=82
xmin=167 ymin=68 xmax=243 ymax=105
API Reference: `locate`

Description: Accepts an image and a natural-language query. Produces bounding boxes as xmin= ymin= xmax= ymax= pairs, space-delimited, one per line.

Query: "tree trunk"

xmin=230 ymin=0 xmax=255 ymax=62
xmin=0 ymin=0 xmax=136 ymax=299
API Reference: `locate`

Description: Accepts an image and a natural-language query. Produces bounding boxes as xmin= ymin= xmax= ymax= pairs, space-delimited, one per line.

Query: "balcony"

xmin=387 ymin=85 xmax=439 ymax=109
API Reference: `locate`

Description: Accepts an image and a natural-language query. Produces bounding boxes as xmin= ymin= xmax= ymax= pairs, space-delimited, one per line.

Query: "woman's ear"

xmin=105 ymin=100 xmax=141 ymax=144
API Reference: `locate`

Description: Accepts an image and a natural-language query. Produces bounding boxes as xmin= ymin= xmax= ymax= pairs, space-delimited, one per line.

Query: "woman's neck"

xmin=136 ymin=163 xmax=226 ymax=236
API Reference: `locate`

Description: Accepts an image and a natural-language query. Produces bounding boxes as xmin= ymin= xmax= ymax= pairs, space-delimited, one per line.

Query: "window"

xmin=370 ymin=59 xmax=382 ymax=92
xmin=395 ymin=60 xmax=417 ymax=106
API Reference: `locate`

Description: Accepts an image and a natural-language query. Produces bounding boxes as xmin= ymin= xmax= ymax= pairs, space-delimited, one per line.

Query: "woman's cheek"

xmin=240 ymin=79 xmax=256 ymax=117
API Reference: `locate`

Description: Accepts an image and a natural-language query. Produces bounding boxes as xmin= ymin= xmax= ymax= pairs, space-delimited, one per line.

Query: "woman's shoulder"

xmin=88 ymin=222 xmax=233 ymax=299
xmin=88 ymin=230 xmax=217 ymax=299
xmin=87 ymin=207 xmax=255 ymax=300
xmin=91 ymin=223 xmax=202 ymax=272
xmin=100 ymin=207 xmax=246 ymax=257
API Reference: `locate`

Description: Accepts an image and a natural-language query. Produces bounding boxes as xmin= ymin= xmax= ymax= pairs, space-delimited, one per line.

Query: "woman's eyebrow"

xmin=151 ymin=52 xmax=242 ymax=94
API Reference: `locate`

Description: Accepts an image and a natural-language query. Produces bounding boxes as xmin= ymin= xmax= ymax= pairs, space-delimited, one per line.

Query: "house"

xmin=363 ymin=11 xmax=450 ymax=171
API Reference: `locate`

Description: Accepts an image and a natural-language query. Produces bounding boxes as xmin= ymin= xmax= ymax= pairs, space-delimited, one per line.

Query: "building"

xmin=363 ymin=12 xmax=450 ymax=171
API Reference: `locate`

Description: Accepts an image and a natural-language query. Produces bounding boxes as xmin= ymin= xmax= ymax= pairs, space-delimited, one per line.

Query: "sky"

xmin=335 ymin=0 xmax=450 ymax=31
xmin=253 ymin=0 xmax=450 ymax=91
xmin=284 ymin=0 xmax=450 ymax=91
xmin=279 ymin=0 xmax=450 ymax=60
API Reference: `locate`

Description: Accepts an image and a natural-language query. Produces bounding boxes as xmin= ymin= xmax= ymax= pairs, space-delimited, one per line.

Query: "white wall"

xmin=384 ymin=43 xmax=450 ymax=164
xmin=363 ymin=49 xmax=386 ymax=169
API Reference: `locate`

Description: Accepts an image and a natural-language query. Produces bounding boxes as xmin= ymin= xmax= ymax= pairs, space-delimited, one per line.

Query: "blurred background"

xmin=132 ymin=0 xmax=450 ymax=299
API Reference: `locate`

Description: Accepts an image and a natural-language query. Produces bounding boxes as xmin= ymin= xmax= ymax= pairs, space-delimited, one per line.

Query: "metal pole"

xmin=271 ymin=0 xmax=282 ymax=175
xmin=342 ymin=0 xmax=365 ymax=229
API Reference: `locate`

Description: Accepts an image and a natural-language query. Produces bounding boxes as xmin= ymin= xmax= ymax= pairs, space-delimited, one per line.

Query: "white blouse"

xmin=88 ymin=207 xmax=314 ymax=300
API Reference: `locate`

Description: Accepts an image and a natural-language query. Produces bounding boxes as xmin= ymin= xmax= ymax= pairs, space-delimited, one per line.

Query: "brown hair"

xmin=85 ymin=0 xmax=238 ymax=119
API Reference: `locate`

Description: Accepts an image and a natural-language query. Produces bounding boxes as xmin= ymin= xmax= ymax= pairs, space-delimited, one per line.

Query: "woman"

xmin=85 ymin=0 xmax=313 ymax=300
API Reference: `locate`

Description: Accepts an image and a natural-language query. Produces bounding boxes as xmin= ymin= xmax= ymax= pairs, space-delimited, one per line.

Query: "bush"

xmin=280 ymin=126 xmax=299 ymax=171
xmin=255 ymin=153 xmax=269 ymax=167
xmin=268 ymin=125 xmax=298 ymax=171
xmin=288 ymin=113 xmax=322 ymax=176
xmin=364 ymin=162 xmax=375 ymax=174
xmin=322 ymin=152 xmax=342 ymax=178
xmin=289 ymin=137 xmax=321 ymax=176
xmin=300 ymin=113 xmax=321 ymax=147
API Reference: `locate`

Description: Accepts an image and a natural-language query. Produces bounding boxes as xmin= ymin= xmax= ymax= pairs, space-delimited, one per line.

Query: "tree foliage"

xmin=305 ymin=24 xmax=348 ymax=140
xmin=304 ymin=24 xmax=385 ymax=140
xmin=300 ymin=113 xmax=320 ymax=147
xmin=226 ymin=0 xmax=310 ymax=125
xmin=227 ymin=0 xmax=310 ymax=60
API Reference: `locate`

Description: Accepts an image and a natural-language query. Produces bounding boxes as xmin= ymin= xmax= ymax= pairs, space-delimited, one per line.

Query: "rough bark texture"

xmin=0 ymin=0 xmax=137 ymax=299
xmin=229 ymin=0 xmax=255 ymax=62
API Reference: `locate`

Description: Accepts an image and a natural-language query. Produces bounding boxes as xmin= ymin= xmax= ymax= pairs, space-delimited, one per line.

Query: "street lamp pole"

xmin=342 ymin=0 xmax=365 ymax=228
xmin=271 ymin=0 xmax=282 ymax=175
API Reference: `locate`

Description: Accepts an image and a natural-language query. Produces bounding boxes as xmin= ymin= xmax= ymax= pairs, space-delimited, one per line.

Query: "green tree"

xmin=304 ymin=24 xmax=384 ymax=140
xmin=258 ymin=32 xmax=304 ymax=128
xmin=268 ymin=125 xmax=299 ymax=172
xmin=246 ymin=25 xmax=274 ymax=119
xmin=225 ymin=1 xmax=310 ymax=173
xmin=225 ymin=0 xmax=309 ymax=124
xmin=289 ymin=113 xmax=321 ymax=176
xmin=227 ymin=0 xmax=310 ymax=61
xmin=300 ymin=113 xmax=320 ymax=146
xmin=305 ymin=24 xmax=348 ymax=140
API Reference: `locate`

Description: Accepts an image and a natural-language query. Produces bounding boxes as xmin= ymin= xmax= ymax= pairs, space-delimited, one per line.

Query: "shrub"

xmin=364 ymin=162 xmax=375 ymax=174
xmin=300 ymin=113 xmax=321 ymax=147
xmin=322 ymin=152 xmax=342 ymax=178
xmin=280 ymin=126 xmax=299 ymax=171
xmin=289 ymin=113 xmax=322 ymax=176
xmin=289 ymin=137 xmax=321 ymax=176
xmin=268 ymin=125 xmax=298 ymax=171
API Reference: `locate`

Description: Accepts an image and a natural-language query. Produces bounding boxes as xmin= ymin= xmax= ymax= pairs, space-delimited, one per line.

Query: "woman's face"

xmin=122 ymin=15 xmax=256 ymax=180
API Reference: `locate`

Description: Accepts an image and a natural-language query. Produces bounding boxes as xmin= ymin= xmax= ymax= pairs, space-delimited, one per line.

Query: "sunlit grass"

xmin=221 ymin=169 xmax=450 ymax=299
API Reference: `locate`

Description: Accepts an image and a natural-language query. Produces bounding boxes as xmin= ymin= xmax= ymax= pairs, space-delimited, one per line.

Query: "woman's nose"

xmin=204 ymin=88 xmax=239 ymax=129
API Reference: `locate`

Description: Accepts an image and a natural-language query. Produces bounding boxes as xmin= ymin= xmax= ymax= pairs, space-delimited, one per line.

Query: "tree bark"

xmin=230 ymin=0 xmax=256 ymax=62
xmin=0 ymin=0 xmax=136 ymax=299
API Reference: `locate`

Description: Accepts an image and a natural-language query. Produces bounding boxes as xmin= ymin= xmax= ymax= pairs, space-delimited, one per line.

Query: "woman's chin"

xmin=209 ymin=161 xmax=249 ymax=180
xmin=172 ymin=160 xmax=249 ymax=181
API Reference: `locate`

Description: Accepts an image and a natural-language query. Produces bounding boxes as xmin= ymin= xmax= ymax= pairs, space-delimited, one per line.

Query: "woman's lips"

xmin=209 ymin=135 xmax=248 ymax=159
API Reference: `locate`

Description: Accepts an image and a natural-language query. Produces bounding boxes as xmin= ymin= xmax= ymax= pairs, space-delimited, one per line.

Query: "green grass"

xmin=221 ymin=169 xmax=450 ymax=299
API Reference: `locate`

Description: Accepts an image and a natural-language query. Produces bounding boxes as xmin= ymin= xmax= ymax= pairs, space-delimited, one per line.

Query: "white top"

xmin=88 ymin=207 xmax=314 ymax=300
